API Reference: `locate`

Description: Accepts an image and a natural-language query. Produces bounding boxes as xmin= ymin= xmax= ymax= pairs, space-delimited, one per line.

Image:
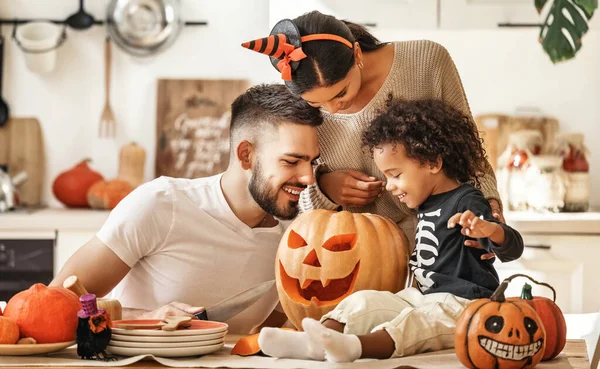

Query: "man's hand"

xmin=137 ymin=302 xmax=205 ymax=320
xmin=318 ymin=170 xmax=384 ymax=207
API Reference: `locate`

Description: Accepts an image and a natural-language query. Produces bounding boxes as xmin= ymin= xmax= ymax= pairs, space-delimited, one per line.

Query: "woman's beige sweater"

xmin=299 ymin=40 xmax=501 ymax=228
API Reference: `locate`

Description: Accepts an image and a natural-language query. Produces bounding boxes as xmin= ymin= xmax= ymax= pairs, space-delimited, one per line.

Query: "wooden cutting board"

xmin=0 ymin=118 xmax=45 ymax=207
xmin=155 ymin=79 xmax=249 ymax=178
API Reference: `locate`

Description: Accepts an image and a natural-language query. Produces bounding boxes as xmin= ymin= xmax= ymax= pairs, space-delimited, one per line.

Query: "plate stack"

xmin=107 ymin=320 xmax=228 ymax=357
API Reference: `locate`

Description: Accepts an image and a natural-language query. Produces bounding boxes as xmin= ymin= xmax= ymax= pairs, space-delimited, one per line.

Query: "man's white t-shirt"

xmin=97 ymin=174 xmax=287 ymax=333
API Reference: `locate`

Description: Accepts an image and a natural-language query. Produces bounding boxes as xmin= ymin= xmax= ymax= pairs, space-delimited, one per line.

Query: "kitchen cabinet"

xmin=494 ymin=234 xmax=600 ymax=314
xmin=440 ymin=0 xmax=600 ymax=30
xmin=268 ymin=0 xmax=438 ymax=30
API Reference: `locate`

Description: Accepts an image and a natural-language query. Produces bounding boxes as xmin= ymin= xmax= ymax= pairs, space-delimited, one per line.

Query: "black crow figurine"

xmin=76 ymin=293 xmax=116 ymax=361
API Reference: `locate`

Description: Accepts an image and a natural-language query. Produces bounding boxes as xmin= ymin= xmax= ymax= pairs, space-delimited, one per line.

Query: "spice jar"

xmin=497 ymin=130 xmax=543 ymax=211
xmin=525 ymin=155 xmax=566 ymax=213
xmin=556 ymin=133 xmax=590 ymax=212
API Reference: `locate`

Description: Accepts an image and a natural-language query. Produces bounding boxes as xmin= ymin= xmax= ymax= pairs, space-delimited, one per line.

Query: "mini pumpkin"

xmin=509 ymin=277 xmax=567 ymax=361
xmin=3 ymin=283 xmax=81 ymax=344
xmin=0 ymin=316 xmax=20 ymax=344
xmin=455 ymin=274 xmax=546 ymax=369
xmin=87 ymin=179 xmax=133 ymax=210
xmin=275 ymin=209 xmax=411 ymax=329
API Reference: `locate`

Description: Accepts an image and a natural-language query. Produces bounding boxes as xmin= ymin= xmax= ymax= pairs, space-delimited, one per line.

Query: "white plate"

xmin=111 ymin=320 xmax=228 ymax=336
xmin=110 ymin=331 xmax=226 ymax=342
xmin=106 ymin=342 xmax=224 ymax=357
xmin=0 ymin=341 xmax=75 ymax=356
xmin=109 ymin=337 xmax=223 ymax=348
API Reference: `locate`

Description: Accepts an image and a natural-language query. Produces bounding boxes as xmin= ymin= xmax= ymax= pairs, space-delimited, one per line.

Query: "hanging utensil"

xmin=0 ymin=31 xmax=10 ymax=128
xmin=99 ymin=37 xmax=116 ymax=138
xmin=106 ymin=0 xmax=183 ymax=57
xmin=65 ymin=0 xmax=96 ymax=30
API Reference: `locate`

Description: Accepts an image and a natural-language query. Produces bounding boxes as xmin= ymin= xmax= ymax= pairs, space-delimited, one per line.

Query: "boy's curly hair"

xmin=362 ymin=98 xmax=487 ymax=188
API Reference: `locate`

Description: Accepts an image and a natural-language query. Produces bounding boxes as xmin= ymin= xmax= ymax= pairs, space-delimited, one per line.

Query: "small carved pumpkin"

xmin=3 ymin=283 xmax=81 ymax=343
xmin=509 ymin=279 xmax=566 ymax=361
xmin=455 ymin=274 xmax=546 ymax=369
xmin=275 ymin=209 xmax=410 ymax=329
xmin=0 ymin=316 xmax=19 ymax=344
xmin=87 ymin=179 xmax=133 ymax=210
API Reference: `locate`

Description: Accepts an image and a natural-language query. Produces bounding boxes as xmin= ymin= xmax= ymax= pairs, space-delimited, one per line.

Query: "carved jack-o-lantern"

xmin=275 ymin=209 xmax=410 ymax=329
xmin=455 ymin=274 xmax=547 ymax=369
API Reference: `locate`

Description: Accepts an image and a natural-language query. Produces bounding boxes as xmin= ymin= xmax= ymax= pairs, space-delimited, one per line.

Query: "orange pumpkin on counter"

xmin=3 ymin=284 xmax=81 ymax=344
xmin=455 ymin=274 xmax=547 ymax=369
xmin=509 ymin=280 xmax=566 ymax=361
xmin=87 ymin=179 xmax=133 ymax=210
xmin=275 ymin=209 xmax=410 ymax=330
xmin=52 ymin=159 xmax=104 ymax=208
xmin=0 ymin=316 xmax=19 ymax=344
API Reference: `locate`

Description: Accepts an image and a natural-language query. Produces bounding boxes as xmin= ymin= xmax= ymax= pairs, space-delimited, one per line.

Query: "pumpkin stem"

xmin=520 ymin=283 xmax=533 ymax=300
xmin=503 ymin=273 xmax=557 ymax=302
xmin=490 ymin=280 xmax=508 ymax=302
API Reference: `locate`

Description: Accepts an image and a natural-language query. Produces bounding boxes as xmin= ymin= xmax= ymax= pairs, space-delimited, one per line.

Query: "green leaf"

xmin=538 ymin=0 xmax=598 ymax=63
xmin=535 ymin=0 xmax=549 ymax=13
xmin=573 ymin=0 xmax=597 ymax=18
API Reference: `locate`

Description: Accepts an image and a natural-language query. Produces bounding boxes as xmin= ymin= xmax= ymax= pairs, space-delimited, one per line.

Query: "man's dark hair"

xmin=362 ymin=99 xmax=487 ymax=188
xmin=230 ymin=84 xmax=322 ymax=148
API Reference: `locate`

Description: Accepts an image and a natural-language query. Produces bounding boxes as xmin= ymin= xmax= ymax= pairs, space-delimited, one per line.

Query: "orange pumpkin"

xmin=509 ymin=279 xmax=566 ymax=361
xmin=275 ymin=209 xmax=410 ymax=329
xmin=3 ymin=284 xmax=81 ymax=343
xmin=87 ymin=179 xmax=133 ymax=210
xmin=455 ymin=274 xmax=546 ymax=369
xmin=53 ymin=159 xmax=104 ymax=208
xmin=0 ymin=316 xmax=19 ymax=344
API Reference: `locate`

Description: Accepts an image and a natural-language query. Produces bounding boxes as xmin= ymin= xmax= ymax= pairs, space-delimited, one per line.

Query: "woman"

xmin=242 ymin=11 xmax=503 ymax=246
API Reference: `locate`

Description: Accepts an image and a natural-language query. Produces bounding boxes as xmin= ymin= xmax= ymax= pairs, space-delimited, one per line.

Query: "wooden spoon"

xmin=115 ymin=316 xmax=192 ymax=331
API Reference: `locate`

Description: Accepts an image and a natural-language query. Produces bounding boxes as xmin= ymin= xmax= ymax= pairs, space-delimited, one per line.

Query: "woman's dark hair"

xmin=286 ymin=11 xmax=386 ymax=95
xmin=362 ymin=99 xmax=487 ymax=188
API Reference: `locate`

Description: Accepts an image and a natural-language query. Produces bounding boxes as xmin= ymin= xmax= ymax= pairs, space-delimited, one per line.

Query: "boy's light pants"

xmin=320 ymin=287 xmax=472 ymax=358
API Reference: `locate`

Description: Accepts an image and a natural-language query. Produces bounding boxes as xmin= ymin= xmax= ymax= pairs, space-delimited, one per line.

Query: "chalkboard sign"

xmin=155 ymin=79 xmax=249 ymax=178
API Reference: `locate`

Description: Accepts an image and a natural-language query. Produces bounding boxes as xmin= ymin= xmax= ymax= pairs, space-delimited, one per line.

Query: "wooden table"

xmin=11 ymin=339 xmax=591 ymax=369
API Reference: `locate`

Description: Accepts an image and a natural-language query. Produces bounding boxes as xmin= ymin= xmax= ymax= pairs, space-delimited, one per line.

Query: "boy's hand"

xmin=448 ymin=211 xmax=500 ymax=260
xmin=448 ymin=210 xmax=498 ymax=238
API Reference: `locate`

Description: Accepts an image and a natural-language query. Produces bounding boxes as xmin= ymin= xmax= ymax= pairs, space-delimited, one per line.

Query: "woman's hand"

xmin=319 ymin=170 xmax=384 ymax=207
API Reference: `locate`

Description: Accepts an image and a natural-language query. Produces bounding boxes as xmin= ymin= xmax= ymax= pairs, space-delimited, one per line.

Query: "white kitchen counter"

xmin=505 ymin=210 xmax=600 ymax=235
xmin=0 ymin=208 xmax=110 ymax=232
xmin=0 ymin=207 xmax=599 ymax=235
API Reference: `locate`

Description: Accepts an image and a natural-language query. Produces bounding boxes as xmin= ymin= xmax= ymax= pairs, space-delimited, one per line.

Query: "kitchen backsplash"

xmin=1 ymin=0 xmax=599 ymax=208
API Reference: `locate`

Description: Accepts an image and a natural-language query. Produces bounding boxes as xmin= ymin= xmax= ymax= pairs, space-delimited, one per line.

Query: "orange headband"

xmin=242 ymin=33 xmax=353 ymax=81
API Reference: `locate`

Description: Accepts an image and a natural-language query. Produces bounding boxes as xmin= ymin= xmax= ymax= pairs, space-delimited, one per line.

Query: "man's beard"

xmin=248 ymin=162 xmax=304 ymax=220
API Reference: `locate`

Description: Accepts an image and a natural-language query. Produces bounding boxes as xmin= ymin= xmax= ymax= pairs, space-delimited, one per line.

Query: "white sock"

xmin=302 ymin=318 xmax=362 ymax=363
xmin=258 ymin=327 xmax=325 ymax=361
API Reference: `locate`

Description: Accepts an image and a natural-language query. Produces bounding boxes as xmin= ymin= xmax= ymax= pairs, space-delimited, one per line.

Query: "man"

xmin=51 ymin=84 xmax=322 ymax=334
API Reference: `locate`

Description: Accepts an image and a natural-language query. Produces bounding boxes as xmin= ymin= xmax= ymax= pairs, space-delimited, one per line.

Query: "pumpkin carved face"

xmin=275 ymin=209 xmax=410 ymax=329
xmin=456 ymin=276 xmax=547 ymax=369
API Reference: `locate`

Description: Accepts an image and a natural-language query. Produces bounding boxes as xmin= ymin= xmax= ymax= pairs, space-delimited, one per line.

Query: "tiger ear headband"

xmin=241 ymin=19 xmax=353 ymax=81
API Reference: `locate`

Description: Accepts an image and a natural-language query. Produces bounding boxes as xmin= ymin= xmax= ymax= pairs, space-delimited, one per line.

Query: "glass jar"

xmin=556 ymin=133 xmax=590 ymax=212
xmin=525 ymin=155 xmax=566 ymax=213
xmin=497 ymin=130 xmax=544 ymax=211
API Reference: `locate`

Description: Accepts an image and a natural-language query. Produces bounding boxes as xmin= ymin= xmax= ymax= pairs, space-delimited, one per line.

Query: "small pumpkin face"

xmin=275 ymin=209 xmax=410 ymax=329
xmin=456 ymin=299 xmax=546 ymax=369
